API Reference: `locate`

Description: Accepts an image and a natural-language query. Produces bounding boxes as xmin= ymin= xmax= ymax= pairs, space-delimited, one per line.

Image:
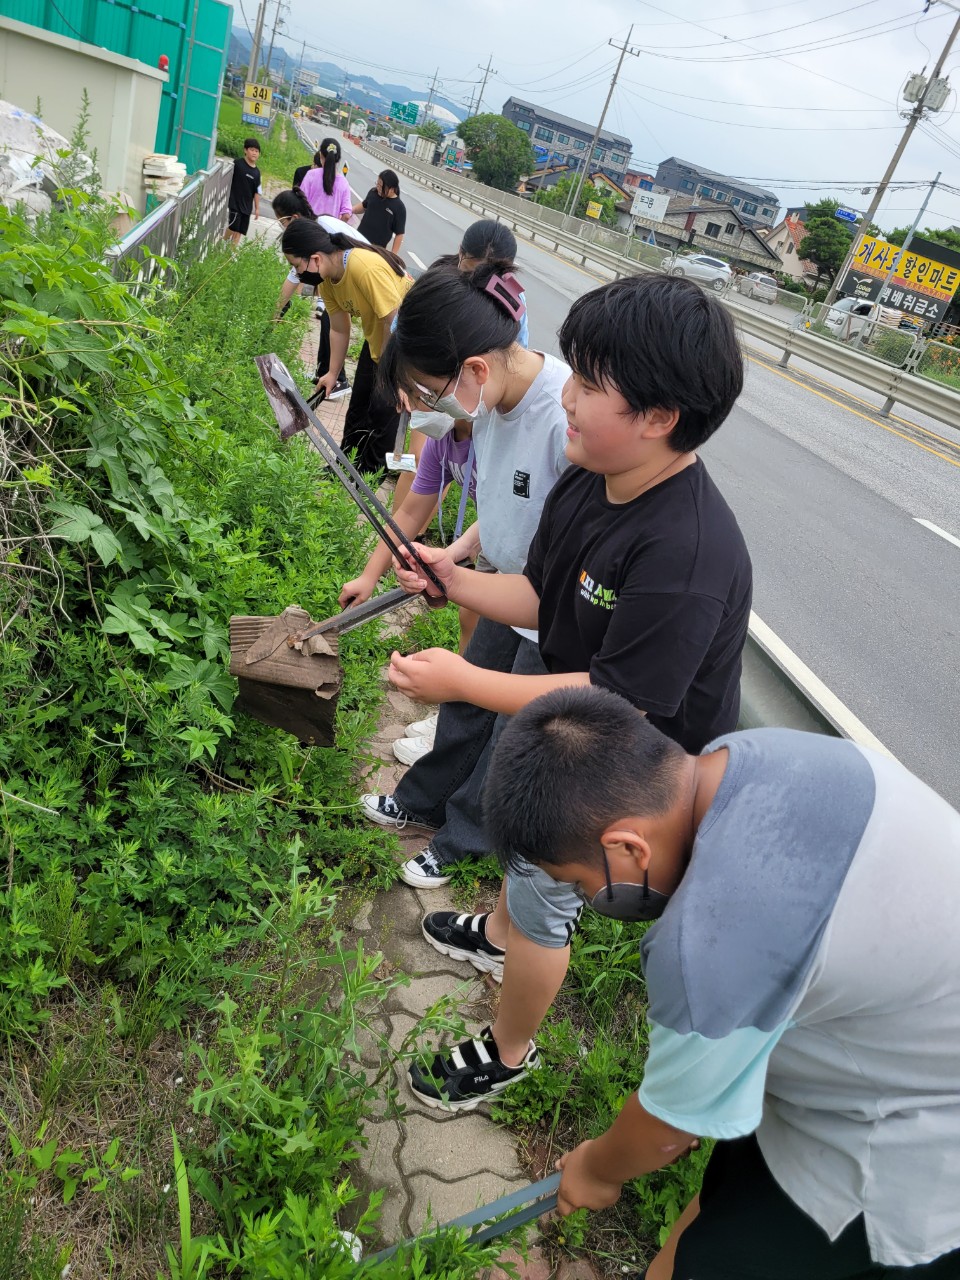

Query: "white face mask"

xmin=411 ymin=410 xmax=456 ymax=440
xmin=432 ymin=367 xmax=486 ymax=422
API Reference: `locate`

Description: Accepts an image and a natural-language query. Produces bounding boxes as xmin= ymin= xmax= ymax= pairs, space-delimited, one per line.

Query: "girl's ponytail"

xmin=320 ymin=137 xmax=342 ymax=196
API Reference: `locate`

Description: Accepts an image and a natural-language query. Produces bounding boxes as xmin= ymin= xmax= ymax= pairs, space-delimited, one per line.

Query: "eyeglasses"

xmin=277 ymin=216 xmax=293 ymax=229
xmin=411 ymin=371 xmax=456 ymax=410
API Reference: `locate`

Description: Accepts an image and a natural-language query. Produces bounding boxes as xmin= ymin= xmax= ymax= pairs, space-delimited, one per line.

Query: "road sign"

xmin=835 ymin=207 xmax=858 ymax=223
xmin=243 ymin=81 xmax=272 ymax=128
xmin=389 ymin=100 xmax=419 ymax=125
xmin=585 ymin=200 xmax=603 ymax=220
xmin=630 ymin=189 xmax=669 ymax=222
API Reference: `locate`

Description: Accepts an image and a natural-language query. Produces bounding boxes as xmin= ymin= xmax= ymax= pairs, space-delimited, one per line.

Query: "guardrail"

xmin=103 ymin=158 xmax=233 ymax=287
xmin=360 ymin=140 xmax=960 ymax=428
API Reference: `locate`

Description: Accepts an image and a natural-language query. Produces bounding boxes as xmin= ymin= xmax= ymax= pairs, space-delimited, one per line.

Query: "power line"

xmin=619 ymin=80 xmax=898 ymax=112
xmin=618 ymin=81 xmax=903 ymax=130
xmin=640 ymin=0 xmax=888 ymax=52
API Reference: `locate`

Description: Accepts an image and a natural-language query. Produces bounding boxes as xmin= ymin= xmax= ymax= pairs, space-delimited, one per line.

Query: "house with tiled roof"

xmin=762 ymin=212 xmax=817 ymax=285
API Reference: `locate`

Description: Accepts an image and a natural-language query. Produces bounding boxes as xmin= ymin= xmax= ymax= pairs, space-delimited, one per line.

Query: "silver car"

xmin=737 ymin=272 xmax=778 ymax=303
xmin=662 ymin=254 xmax=733 ymax=292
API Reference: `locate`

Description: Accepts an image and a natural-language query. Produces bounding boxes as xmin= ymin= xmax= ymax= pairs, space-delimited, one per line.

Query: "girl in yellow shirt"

xmin=281 ymin=220 xmax=411 ymax=475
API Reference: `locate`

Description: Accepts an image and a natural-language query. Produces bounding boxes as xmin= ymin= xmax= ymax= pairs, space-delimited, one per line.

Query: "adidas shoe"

xmin=408 ymin=1025 xmax=538 ymax=1112
xmin=421 ymin=911 xmax=505 ymax=982
xmin=393 ymin=735 xmax=433 ymax=766
xmin=406 ymin=711 xmax=439 ymax=741
xmin=401 ymin=845 xmax=453 ymax=889
xmin=359 ymin=793 xmax=437 ymax=831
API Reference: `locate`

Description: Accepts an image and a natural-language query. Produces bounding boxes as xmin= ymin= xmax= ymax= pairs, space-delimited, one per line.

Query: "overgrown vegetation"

xmin=0 ymin=197 xmax=502 ymax=1277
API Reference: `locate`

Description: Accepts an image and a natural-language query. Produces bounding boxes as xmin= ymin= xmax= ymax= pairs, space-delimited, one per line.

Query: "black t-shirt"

xmin=293 ymin=163 xmax=311 ymax=189
xmin=523 ymin=460 xmax=752 ymax=752
xmin=357 ymin=188 xmax=407 ymax=246
xmin=229 ymin=157 xmax=261 ymax=216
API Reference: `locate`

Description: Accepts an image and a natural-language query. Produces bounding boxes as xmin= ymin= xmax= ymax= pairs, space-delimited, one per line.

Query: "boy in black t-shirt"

xmin=226 ymin=139 xmax=262 ymax=243
xmin=352 ymin=169 xmax=406 ymax=255
xmin=387 ymin=273 xmax=753 ymax=1112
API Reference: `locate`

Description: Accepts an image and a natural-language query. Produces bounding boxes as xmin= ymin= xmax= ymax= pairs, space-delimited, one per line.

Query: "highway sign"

xmin=243 ymin=81 xmax=272 ymax=128
xmin=390 ymin=100 xmax=419 ymax=125
xmin=835 ymin=207 xmax=858 ymax=223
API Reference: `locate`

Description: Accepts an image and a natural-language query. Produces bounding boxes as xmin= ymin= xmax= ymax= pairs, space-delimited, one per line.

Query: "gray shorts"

xmin=505 ymin=860 xmax=582 ymax=949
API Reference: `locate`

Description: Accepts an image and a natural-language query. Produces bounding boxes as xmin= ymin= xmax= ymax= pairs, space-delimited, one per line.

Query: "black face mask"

xmin=577 ymin=852 xmax=671 ymax=923
xmin=297 ymin=269 xmax=324 ymax=286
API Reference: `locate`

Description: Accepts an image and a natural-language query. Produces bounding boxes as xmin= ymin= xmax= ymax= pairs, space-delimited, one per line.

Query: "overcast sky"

xmin=264 ymin=0 xmax=960 ymax=232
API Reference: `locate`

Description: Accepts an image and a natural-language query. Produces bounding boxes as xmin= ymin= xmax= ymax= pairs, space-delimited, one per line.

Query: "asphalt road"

xmin=301 ymin=124 xmax=960 ymax=805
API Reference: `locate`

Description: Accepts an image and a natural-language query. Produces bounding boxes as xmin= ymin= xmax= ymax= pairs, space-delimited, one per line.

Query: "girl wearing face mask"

xmin=271 ymin=188 xmax=369 ymax=398
xmin=358 ymin=261 xmax=571 ymax=887
xmin=281 ymin=218 xmax=411 ymax=475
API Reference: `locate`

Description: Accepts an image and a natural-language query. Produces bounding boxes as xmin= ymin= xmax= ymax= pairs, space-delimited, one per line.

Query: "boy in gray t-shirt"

xmin=481 ymin=685 xmax=960 ymax=1279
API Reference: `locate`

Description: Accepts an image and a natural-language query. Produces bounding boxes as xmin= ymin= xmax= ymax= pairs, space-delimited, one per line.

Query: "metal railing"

xmin=362 ymin=142 xmax=960 ymax=426
xmin=103 ymin=159 xmax=233 ymax=287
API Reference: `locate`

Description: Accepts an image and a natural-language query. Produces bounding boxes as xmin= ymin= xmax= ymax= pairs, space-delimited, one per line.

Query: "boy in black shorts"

xmin=387 ymin=274 xmax=753 ymax=1112
xmin=226 ymin=139 xmax=261 ymax=243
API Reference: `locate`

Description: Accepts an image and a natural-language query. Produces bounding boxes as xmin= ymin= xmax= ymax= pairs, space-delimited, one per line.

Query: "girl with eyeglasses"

xmin=357 ymin=260 xmax=570 ymax=890
xmin=281 ymin=218 xmax=411 ymax=475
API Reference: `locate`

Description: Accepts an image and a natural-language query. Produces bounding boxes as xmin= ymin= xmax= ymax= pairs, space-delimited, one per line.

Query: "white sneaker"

xmin=401 ymin=845 xmax=453 ymax=888
xmin=393 ymin=735 xmax=433 ymax=766
xmin=406 ymin=712 xmax=438 ymax=741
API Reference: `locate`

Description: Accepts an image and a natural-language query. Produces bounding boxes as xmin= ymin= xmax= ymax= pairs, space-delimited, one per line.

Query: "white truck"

xmin=406 ymin=133 xmax=437 ymax=163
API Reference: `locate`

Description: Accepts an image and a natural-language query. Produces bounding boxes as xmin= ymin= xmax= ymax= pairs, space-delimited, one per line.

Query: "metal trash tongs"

xmin=254 ymin=354 xmax=448 ymax=640
xmin=364 ymin=1173 xmax=561 ymax=1264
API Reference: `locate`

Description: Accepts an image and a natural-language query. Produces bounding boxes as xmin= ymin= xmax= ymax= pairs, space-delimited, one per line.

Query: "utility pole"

xmin=475 ymin=54 xmax=494 ymax=114
xmin=824 ymin=8 xmax=959 ymax=305
xmin=564 ymin=25 xmax=639 ymax=219
xmin=292 ymin=38 xmax=305 ymax=115
xmin=247 ymin=0 xmax=268 ymax=85
xmin=424 ymin=68 xmax=441 ymax=123
xmin=264 ymin=0 xmax=286 ymax=89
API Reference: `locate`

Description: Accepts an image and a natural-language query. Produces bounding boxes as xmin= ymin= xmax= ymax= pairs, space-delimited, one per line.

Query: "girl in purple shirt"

xmin=299 ymin=138 xmax=353 ymax=222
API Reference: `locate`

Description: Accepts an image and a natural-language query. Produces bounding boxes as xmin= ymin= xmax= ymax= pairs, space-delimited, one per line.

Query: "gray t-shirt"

xmin=639 ymin=728 xmax=960 ymax=1267
xmin=471 ymin=351 xmax=570 ymax=577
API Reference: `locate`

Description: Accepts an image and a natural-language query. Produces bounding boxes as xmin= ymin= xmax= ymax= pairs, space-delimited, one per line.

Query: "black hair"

xmin=320 ymin=137 xmax=341 ymax=196
xmin=243 ymin=138 xmax=261 ymax=151
xmin=272 ymin=188 xmax=315 ymax=221
xmin=280 ymin=218 xmax=406 ymax=277
xmin=558 ymin=274 xmax=743 ymax=453
xmin=377 ymin=262 xmax=519 ymax=400
xmin=483 ymin=686 xmax=686 ymax=874
xmin=379 ymin=168 xmax=400 ymax=194
xmin=460 ymin=220 xmax=518 ymax=271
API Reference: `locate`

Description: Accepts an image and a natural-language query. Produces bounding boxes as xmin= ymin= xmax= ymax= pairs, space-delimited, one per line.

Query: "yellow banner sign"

xmin=585 ymin=201 xmax=603 ymax=220
xmin=852 ymin=234 xmax=960 ymax=303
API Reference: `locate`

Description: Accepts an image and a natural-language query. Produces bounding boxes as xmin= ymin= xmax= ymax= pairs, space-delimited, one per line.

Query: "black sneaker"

xmin=327 ymin=376 xmax=351 ymax=401
xmin=421 ymin=911 xmax=505 ymax=982
xmin=401 ymin=846 xmax=453 ymax=889
xmin=408 ymin=1025 xmax=538 ymax=1112
xmin=359 ymin=793 xmax=437 ymax=831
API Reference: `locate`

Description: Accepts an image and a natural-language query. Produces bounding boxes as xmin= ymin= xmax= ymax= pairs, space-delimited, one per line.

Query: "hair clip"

xmin=483 ymin=272 xmax=526 ymax=322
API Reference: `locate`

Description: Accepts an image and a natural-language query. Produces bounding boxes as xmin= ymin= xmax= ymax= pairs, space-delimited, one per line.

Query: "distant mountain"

xmin=228 ymin=28 xmax=467 ymax=123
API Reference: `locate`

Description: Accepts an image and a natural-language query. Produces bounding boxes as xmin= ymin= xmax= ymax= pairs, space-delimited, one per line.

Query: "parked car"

xmin=737 ymin=272 xmax=778 ymax=303
xmin=662 ymin=254 xmax=733 ymax=292
xmin=822 ymin=297 xmax=921 ymax=343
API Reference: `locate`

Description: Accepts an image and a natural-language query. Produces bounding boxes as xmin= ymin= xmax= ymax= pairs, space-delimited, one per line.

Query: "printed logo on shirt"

xmin=513 ymin=470 xmax=530 ymax=498
xmin=578 ymin=570 xmax=617 ymax=610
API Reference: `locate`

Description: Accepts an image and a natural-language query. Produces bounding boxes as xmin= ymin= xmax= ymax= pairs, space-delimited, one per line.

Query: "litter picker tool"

xmin=254 ymin=353 xmax=447 ymax=608
xmin=363 ymin=1173 xmax=561 ymax=1265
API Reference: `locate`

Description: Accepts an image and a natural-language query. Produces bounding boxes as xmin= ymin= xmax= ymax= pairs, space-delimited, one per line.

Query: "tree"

xmin=415 ymin=120 xmax=443 ymax=143
xmin=458 ymin=113 xmax=535 ymax=191
xmin=886 ymin=224 xmax=960 ymax=253
xmin=534 ymin=175 xmax=620 ymax=227
xmin=798 ymin=198 xmax=855 ymax=289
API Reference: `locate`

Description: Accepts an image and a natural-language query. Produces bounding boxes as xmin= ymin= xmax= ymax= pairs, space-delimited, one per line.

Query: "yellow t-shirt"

xmin=319 ymin=251 xmax=411 ymax=361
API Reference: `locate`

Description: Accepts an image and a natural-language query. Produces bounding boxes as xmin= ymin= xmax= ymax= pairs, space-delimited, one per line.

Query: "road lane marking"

xmin=914 ymin=518 xmax=960 ymax=550
xmin=408 ymin=251 xmax=427 ymax=270
xmin=744 ymin=354 xmax=960 ymax=470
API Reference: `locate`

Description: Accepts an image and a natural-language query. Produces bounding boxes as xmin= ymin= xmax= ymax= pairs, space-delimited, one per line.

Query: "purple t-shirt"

xmin=300 ymin=169 xmax=353 ymax=222
xmin=411 ymin=433 xmax=477 ymax=500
